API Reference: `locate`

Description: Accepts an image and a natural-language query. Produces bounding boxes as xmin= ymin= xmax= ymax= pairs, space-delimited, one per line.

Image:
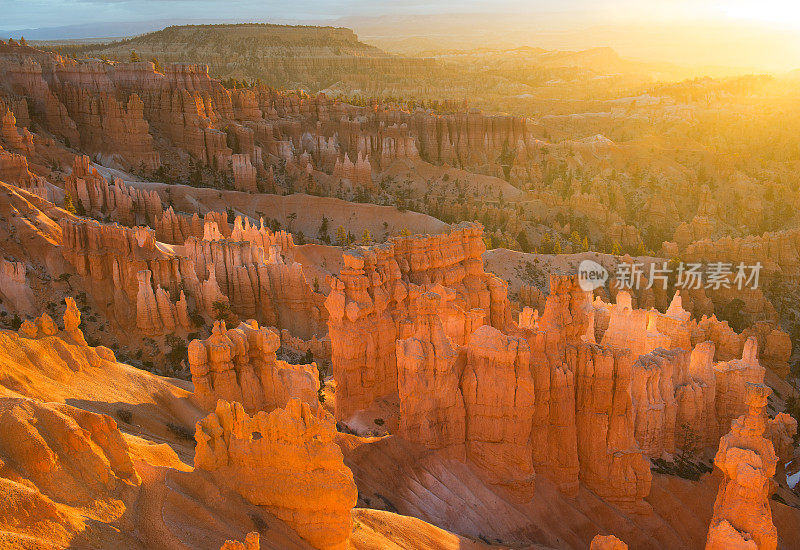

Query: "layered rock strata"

xmin=194 ymin=399 xmax=357 ymax=550
xmin=705 ymin=383 xmax=778 ymax=550
xmin=188 ymin=320 xmax=319 ymax=414
xmin=326 ymin=222 xmax=508 ymax=421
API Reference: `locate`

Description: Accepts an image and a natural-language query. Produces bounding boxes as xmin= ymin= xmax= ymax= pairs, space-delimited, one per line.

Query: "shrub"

xmin=166 ymin=422 xmax=195 ymax=441
xmin=115 ymin=408 xmax=133 ymax=424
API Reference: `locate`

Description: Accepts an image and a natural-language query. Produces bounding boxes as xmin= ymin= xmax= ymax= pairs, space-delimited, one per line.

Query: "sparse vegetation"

xmin=115 ymin=408 xmax=133 ymax=424
xmin=166 ymin=422 xmax=195 ymax=441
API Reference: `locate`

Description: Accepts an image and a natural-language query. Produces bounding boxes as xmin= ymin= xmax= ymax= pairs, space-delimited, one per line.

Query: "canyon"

xmin=0 ymin=28 xmax=797 ymax=550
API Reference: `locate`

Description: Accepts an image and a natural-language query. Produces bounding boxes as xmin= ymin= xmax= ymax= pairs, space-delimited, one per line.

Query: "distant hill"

xmin=93 ymin=23 xmax=387 ymax=60
xmin=64 ymin=23 xmax=436 ymax=91
xmin=408 ymin=45 xmax=691 ymax=82
xmin=348 ymin=13 xmax=796 ymax=75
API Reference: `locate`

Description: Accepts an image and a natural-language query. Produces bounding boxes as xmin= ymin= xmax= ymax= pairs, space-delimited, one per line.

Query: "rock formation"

xmin=184 ymin=231 xmax=327 ymax=339
xmin=0 ymin=147 xmax=34 ymax=185
xmin=0 ymin=257 xmax=35 ymax=315
xmin=0 ymin=397 xmax=140 ymax=507
xmin=630 ymin=342 xmax=720 ymax=457
xmin=573 ymin=343 xmax=652 ymax=507
xmin=58 ymin=86 xmax=160 ymax=170
xmin=220 ymin=532 xmax=260 ymax=550
xmin=194 ymin=399 xmax=357 ymax=550
xmin=599 ymin=291 xmax=671 ymax=359
xmin=514 ymin=274 xmax=588 ymax=494
xmin=59 ymin=215 xmax=207 ymax=335
xmin=767 ymin=413 xmax=798 ymax=464
xmin=63 ymin=155 xmax=163 ymax=221
xmin=136 ymin=269 xmax=190 ymax=333
xmin=460 ymin=324 xmax=536 ymax=501
xmin=188 ymin=320 xmax=319 ymax=413
xmin=232 ymin=154 xmax=257 ymax=192
xmin=590 ymin=535 xmax=628 ymax=550
xmin=325 ymin=222 xmax=508 ymax=421
xmin=0 ymin=98 xmax=34 ymax=154
xmin=396 ymin=291 xmax=466 ymax=458
xmin=714 ymin=337 xmax=766 ymax=435
xmin=63 ymin=296 xmax=87 ymax=346
xmin=705 ymin=383 xmax=778 ymax=550
xmin=392 ymin=272 xmax=654 ymax=507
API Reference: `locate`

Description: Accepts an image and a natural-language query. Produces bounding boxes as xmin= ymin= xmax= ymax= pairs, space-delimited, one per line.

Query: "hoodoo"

xmin=0 ymin=15 xmax=798 ymax=550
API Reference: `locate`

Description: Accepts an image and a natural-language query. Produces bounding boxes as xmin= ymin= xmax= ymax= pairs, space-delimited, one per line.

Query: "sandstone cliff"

xmin=195 ymin=399 xmax=358 ymax=550
xmin=188 ymin=320 xmax=319 ymax=414
xmin=706 ymin=383 xmax=778 ymax=550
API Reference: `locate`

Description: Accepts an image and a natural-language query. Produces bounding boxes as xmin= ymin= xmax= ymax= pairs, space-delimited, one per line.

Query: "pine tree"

xmin=212 ymin=300 xmax=238 ymax=327
xmin=335 ymin=225 xmax=348 ymax=246
xmin=361 ymin=229 xmax=372 ymax=245
xmin=516 ymin=230 xmax=530 ymax=253
xmin=318 ymin=216 xmax=329 ymax=240
xmin=63 ymin=192 xmax=77 ymax=215
xmin=129 ymin=50 xmax=140 ymax=63
xmin=541 ymin=232 xmax=552 ymax=254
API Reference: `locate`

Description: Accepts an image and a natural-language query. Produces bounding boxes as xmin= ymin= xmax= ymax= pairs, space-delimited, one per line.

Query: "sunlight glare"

xmin=724 ymin=0 xmax=800 ymax=27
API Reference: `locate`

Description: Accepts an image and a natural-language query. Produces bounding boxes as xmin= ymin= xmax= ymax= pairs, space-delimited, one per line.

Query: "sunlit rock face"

xmin=714 ymin=337 xmax=767 ymax=435
xmin=194 ymin=399 xmax=358 ymax=550
xmin=573 ymin=343 xmax=652 ymax=508
xmin=706 ymin=383 xmax=778 ymax=550
xmin=325 ymin=222 xmax=508 ymax=422
xmin=591 ymin=534 xmax=628 ymax=550
xmin=188 ymin=320 xmax=319 ymax=414
xmin=0 ymin=396 xmax=140 ymax=508
xmin=396 ymin=291 xmax=466 ymax=458
xmin=460 ymin=324 xmax=537 ymax=501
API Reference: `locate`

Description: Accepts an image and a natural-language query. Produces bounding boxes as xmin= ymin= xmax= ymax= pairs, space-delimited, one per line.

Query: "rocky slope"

xmin=0 ymin=39 xmax=798 ymax=550
xmin=74 ymin=24 xmax=435 ymax=91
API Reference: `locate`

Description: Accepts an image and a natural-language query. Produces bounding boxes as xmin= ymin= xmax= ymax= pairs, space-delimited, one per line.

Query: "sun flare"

xmin=723 ymin=0 xmax=800 ymax=27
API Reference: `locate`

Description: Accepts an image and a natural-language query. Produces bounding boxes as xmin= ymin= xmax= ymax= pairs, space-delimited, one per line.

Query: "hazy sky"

xmin=4 ymin=0 xmax=800 ymax=30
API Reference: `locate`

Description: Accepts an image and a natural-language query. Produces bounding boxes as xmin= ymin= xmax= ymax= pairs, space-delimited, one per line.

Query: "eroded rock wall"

xmin=194 ymin=399 xmax=357 ymax=550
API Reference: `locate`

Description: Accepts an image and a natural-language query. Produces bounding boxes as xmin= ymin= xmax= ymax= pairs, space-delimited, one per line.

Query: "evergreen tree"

xmin=318 ymin=216 xmax=329 ymax=241
xmin=335 ymin=225 xmax=348 ymax=246
xmin=516 ymin=230 xmax=530 ymax=253
xmin=129 ymin=50 xmax=140 ymax=62
xmin=541 ymin=232 xmax=552 ymax=254
xmin=63 ymin=192 xmax=77 ymax=215
xmin=570 ymin=230 xmax=581 ymax=249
